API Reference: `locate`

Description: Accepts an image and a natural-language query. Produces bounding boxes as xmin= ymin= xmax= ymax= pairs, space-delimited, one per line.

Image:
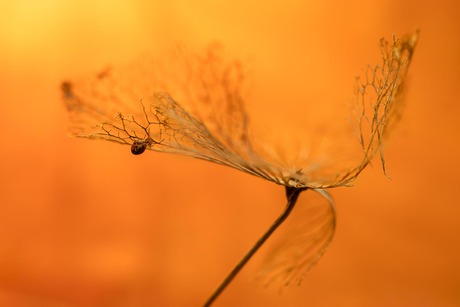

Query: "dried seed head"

xmin=61 ymin=32 xmax=418 ymax=189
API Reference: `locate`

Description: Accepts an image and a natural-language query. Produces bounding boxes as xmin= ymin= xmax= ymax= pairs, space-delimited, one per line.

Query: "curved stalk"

xmin=203 ymin=186 xmax=306 ymax=306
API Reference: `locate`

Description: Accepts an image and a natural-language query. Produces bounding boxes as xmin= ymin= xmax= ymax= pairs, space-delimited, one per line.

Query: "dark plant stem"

xmin=203 ymin=186 xmax=307 ymax=307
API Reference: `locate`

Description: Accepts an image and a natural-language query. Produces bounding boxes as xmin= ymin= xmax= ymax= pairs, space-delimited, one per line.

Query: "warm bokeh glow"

xmin=0 ymin=1 xmax=459 ymax=306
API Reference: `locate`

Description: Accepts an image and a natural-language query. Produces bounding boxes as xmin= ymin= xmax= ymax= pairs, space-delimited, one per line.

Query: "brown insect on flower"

xmin=62 ymin=32 xmax=419 ymax=306
xmin=131 ymin=140 xmax=147 ymax=155
xmin=130 ymin=136 xmax=156 ymax=155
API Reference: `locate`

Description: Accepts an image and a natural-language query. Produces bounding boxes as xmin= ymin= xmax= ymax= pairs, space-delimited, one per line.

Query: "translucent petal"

xmin=274 ymin=31 xmax=419 ymax=189
xmin=258 ymin=189 xmax=336 ymax=286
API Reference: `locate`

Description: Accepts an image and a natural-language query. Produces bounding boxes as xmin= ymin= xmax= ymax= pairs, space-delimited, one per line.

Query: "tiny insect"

xmin=131 ymin=140 xmax=147 ymax=155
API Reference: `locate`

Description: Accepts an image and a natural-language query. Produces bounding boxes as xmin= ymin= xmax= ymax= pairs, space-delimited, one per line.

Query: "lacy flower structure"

xmin=63 ymin=32 xmax=418 ymax=306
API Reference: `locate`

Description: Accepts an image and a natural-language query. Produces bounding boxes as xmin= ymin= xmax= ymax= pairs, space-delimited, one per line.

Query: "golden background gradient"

xmin=0 ymin=1 xmax=459 ymax=306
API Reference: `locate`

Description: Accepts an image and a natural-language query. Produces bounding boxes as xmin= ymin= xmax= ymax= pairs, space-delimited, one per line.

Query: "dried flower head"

xmin=63 ymin=33 xmax=418 ymax=190
xmin=62 ymin=31 xmax=418 ymax=303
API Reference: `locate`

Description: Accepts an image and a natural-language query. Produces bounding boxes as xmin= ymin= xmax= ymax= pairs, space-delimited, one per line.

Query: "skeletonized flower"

xmin=62 ymin=32 xmax=418 ymax=300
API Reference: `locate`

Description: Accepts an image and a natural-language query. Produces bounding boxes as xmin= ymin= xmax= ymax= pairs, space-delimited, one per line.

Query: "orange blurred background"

xmin=0 ymin=1 xmax=459 ymax=306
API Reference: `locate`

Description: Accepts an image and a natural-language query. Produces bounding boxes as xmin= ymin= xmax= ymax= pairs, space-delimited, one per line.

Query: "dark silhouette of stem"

xmin=203 ymin=186 xmax=307 ymax=307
